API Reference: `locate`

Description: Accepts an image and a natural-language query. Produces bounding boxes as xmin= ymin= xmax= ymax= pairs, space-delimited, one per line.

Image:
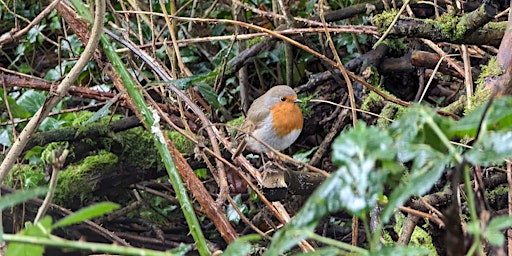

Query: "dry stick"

xmin=397 ymin=214 xmax=420 ymax=246
xmin=319 ymin=0 xmax=360 ymax=247
xmin=421 ymin=39 xmax=465 ymax=77
xmin=0 ymin=0 xmax=62 ymax=46
xmin=418 ymin=55 xmax=446 ymax=103
xmin=2 ymin=78 xmax=17 ymax=140
xmin=103 ymin=28 xmax=229 ymax=204
xmin=112 ymin=26 xmax=378 ymax=47
xmin=226 ymin=195 xmax=272 ymax=240
xmin=135 ymin=3 xmax=229 ymax=201
xmin=34 ymin=149 xmax=69 ymax=223
xmin=0 ymin=0 xmax=105 ymax=183
xmin=461 ymin=45 xmax=474 ymax=109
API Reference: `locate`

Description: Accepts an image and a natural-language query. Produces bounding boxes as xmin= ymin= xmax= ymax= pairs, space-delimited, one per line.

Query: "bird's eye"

xmin=280 ymin=97 xmax=286 ymax=102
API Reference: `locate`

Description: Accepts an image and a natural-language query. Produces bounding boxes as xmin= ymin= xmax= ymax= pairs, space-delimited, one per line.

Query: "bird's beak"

xmin=293 ymin=99 xmax=302 ymax=103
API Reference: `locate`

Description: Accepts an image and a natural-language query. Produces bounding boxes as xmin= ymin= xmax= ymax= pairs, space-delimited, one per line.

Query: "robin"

xmin=232 ymin=85 xmax=303 ymax=159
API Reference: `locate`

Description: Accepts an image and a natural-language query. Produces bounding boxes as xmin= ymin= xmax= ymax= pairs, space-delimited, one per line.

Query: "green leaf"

xmin=465 ymin=131 xmax=512 ymax=166
xmin=197 ymin=83 xmax=220 ymax=109
xmin=382 ymin=145 xmax=449 ymax=222
xmin=0 ymin=187 xmax=47 ymax=211
xmin=193 ymin=168 xmax=207 ymax=180
xmin=452 ymin=96 xmax=512 ymax=138
xmin=6 ymin=216 xmax=52 ymax=256
xmin=226 ymin=194 xmax=247 ymax=224
xmin=27 ymin=25 xmax=45 ymax=44
xmin=293 ymin=147 xmax=318 ymax=162
xmin=390 ymin=105 xmax=453 ymax=152
xmin=483 ymin=216 xmax=512 ymax=245
xmin=83 ymin=97 xmax=116 ymax=125
xmin=52 ymin=202 xmax=120 ymax=229
xmin=223 ymin=234 xmax=260 ymax=256
xmin=16 ymin=90 xmax=46 ymax=115
xmin=331 ymin=122 xmax=394 ymax=217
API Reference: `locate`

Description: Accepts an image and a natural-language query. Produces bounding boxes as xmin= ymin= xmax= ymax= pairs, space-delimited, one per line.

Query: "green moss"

xmin=372 ymin=10 xmax=399 ymax=31
xmin=118 ymin=127 xmax=163 ymax=171
xmin=227 ymin=116 xmax=245 ymax=138
xmin=435 ymin=14 xmax=461 ymax=39
xmin=298 ymin=92 xmax=315 ymax=117
xmin=167 ymin=130 xmax=195 ymax=156
xmin=466 ymin=88 xmax=492 ymax=114
xmin=475 ymin=57 xmax=504 ymax=88
xmin=485 ymin=184 xmax=508 ymax=209
xmin=386 ymin=212 xmax=438 ymax=255
xmin=54 ymin=151 xmax=118 ymax=206
xmin=71 ymin=111 xmax=95 ymax=126
xmin=382 ymin=39 xmax=408 ymax=54
xmin=377 ymin=103 xmax=405 ymax=128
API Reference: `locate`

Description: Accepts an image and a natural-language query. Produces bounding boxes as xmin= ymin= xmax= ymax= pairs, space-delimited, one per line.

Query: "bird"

xmin=232 ymin=85 xmax=303 ymax=160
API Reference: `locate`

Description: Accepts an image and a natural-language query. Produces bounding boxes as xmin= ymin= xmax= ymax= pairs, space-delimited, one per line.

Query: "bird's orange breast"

xmin=270 ymin=101 xmax=303 ymax=137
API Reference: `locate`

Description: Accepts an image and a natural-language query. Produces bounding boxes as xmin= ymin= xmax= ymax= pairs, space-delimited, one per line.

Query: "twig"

xmin=0 ymin=0 xmax=62 ymax=46
xmin=35 ymin=148 xmax=69 ymax=223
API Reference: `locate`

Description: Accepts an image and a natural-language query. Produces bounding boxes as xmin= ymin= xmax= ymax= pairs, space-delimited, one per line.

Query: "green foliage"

xmin=223 ymin=234 xmax=261 ymax=256
xmin=53 ymin=202 xmax=120 ymax=229
xmin=226 ymin=194 xmax=248 ymax=224
xmin=6 ymin=216 xmax=51 ymax=256
xmin=261 ymin=96 xmax=512 ymax=254
xmin=0 ymin=192 xmax=133 ymax=256
xmin=0 ymin=187 xmax=47 ymax=211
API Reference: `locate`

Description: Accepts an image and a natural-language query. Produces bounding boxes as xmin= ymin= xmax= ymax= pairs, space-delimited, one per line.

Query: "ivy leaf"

xmin=197 ymin=83 xmax=220 ymax=109
xmin=226 ymin=194 xmax=247 ymax=224
xmin=16 ymin=90 xmax=46 ymax=115
xmin=465 ymin=131 xmax=512 ymax=166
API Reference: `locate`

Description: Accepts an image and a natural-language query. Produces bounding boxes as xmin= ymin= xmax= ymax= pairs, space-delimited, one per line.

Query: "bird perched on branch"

xmin=232 ymin=85 xmax=303 ymax=160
